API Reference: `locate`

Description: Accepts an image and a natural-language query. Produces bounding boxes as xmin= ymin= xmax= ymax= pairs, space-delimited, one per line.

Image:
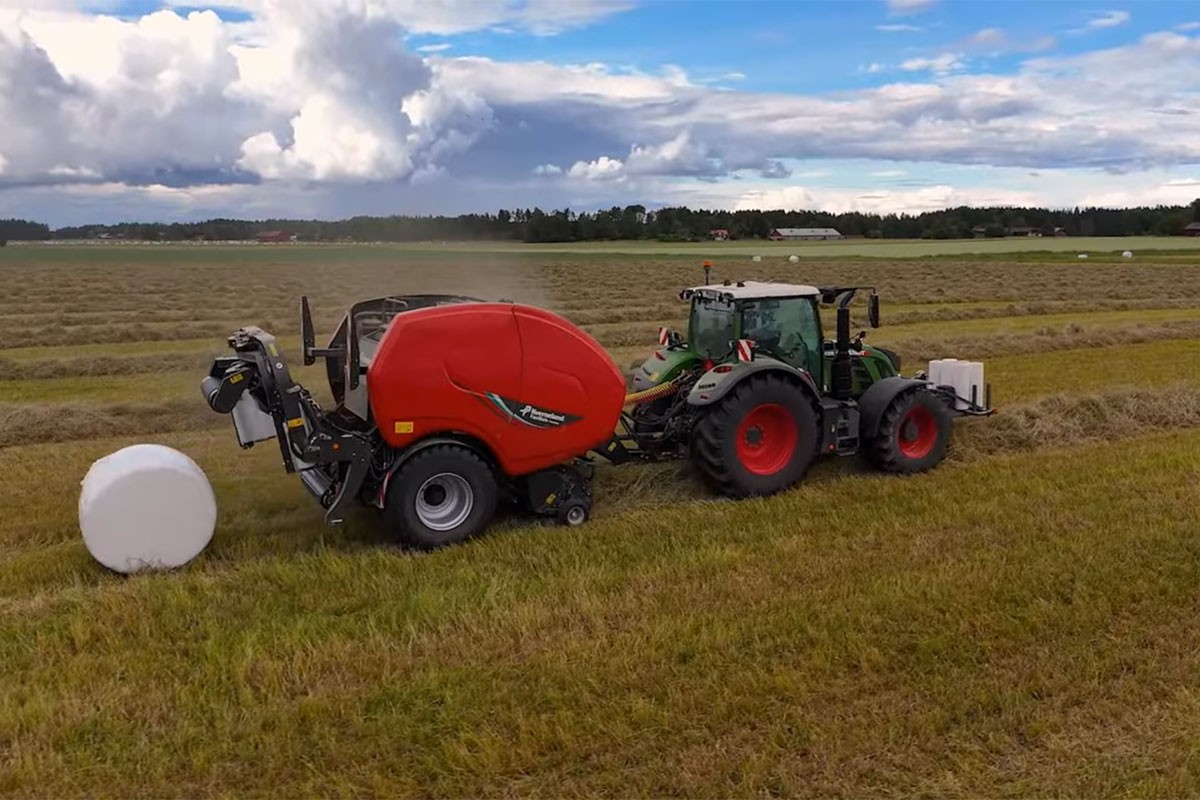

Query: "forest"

xmin=5 ymin=199 xmax=1200 ymax=244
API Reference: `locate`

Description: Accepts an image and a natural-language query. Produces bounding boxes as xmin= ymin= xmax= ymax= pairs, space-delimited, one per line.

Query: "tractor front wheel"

xmin=691 ymin=374 xmax=820 ymax=498
xmin=869 ymin=389 xmax=952 ymax=474
xmin=385 ymin=444 xmax=499 ymax=550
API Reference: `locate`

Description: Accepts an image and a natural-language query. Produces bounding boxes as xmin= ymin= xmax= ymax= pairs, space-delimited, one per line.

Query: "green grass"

xmin=1 ymin=430 xmax=1199 ymax=797
xmin=5 ymin=246 xmax=1200 ymax=797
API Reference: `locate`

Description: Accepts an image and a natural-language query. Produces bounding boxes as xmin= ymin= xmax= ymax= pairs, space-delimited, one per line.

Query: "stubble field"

xmin=2 ymin=242 xmax=1200 ymax=798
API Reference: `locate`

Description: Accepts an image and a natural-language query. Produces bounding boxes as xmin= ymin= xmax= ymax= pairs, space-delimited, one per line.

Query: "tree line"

xmin=4 ymin=199 xmax=1199 ymax=244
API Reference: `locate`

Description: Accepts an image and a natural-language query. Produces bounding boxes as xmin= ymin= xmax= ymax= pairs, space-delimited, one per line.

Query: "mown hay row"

xmin=952 ymin=385 xmax=1200 ymax=460
xmin=0 ymin=398 xmax=225 ymax=448
xmin=0 ymin=353 xmax=207 ymax=381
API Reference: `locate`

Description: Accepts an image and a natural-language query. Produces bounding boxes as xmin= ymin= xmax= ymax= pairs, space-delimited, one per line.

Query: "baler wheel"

xmin=690 ymin=373 xmax=819 ymax=498
xmin=385 ymin=444 xmax=498 ymax=550
xmin=869 ymin=388 xmax=952 ymax=474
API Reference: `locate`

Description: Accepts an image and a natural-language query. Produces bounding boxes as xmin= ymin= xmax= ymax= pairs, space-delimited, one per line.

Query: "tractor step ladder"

xmin=820 ymin=399 xmax=861 ymax=456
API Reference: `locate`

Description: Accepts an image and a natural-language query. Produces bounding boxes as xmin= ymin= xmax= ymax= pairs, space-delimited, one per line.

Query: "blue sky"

xmin=0 ymin=0 xmax=1198 ymax=225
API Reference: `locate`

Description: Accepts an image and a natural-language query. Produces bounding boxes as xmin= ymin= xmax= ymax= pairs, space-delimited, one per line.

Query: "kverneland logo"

xmin=518 ymin=404 xmax=568 ymax=424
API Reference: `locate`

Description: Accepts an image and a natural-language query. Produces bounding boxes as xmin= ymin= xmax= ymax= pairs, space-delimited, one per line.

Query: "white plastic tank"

xmin=78 ymin=444 xmax=217 ymax=574
xmin=928 ymin=359 xmax=985 ymax=410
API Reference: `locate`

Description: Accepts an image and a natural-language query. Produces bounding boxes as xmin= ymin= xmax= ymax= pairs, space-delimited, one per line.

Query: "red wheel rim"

xmin=897 ymin=405 xmax=938 ymax=459
xmin=735 ymin=403 xmax=798 ymax=475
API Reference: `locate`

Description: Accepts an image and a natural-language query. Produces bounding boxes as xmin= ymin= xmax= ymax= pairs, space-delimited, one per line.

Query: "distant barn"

xmin=1185 ymin=222 xmax=1200 ymax=237
xmin=257 ymin=230 xmax=296 ymax=243
xmin=768 ymin=227 xmax=844 ymax=241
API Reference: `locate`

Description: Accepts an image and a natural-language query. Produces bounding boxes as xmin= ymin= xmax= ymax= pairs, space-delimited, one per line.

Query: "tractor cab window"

xmin=739 ymin=297 xmax=821 ymax=374
xmin=690 ymin=296 xmax=736 ymax=358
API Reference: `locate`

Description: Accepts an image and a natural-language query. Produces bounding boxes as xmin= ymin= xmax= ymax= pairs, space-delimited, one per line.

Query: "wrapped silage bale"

xmin=79 ymin=444 xmax=217 ymax=574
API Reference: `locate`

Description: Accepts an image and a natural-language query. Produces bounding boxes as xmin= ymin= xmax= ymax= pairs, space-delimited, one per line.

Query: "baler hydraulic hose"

xmin=624 ymin=379 xmax=681 ymax=406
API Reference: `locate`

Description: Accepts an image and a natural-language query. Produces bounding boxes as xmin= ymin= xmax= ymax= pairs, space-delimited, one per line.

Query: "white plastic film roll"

xmin=79 ymin=444 xmax=217 ymax=574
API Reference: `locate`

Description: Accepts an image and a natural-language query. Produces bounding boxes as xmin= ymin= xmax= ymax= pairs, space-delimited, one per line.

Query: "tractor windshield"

xmin=739 ymin=296 xmax=821 ymax=374
xmin=690 ymin=296 xmax=736 ymax=358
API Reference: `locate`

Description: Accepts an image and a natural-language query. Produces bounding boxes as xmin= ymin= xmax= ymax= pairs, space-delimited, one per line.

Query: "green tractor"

xmin=608 ymin=272 xmax=992 ymax=497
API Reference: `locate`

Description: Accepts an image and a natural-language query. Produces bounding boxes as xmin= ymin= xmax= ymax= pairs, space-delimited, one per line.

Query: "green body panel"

xmin=630 ymin=346 xmax=700 ymax=391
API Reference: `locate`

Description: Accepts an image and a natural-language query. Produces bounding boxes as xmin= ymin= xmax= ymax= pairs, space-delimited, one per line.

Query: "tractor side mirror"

xmin=868 ymin=293 xmax=881 ymax=328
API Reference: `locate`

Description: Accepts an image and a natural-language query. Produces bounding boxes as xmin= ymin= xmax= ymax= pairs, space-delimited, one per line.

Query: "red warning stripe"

xmin=658 ymin=327 xmax=670 ymax=346
xmin=736 ymin=339 xmax=754 ymax=362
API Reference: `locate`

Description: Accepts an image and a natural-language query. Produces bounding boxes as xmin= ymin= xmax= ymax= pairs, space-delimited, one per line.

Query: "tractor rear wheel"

xmin=691 ymin=373 xmax=820 ymax=498
xmin=385 ymin=444 xmax=499 ymax=550
xmin=868 ymin=388 xmax=952 ymax=474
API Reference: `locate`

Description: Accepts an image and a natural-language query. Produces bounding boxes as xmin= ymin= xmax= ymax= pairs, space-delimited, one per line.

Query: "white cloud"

xmin=966 ymin=27 xmax=1006 ymax=47
xmin=732 ymin=184 xmax=1041 ymax=214
xmin=885 ymin=0 xmax=938 ymax=12
xmin=3 ymin=3 xmax=1200 ymax=225
xmin=876 ymin=23 xmax=922 ymax=32
xmin=870 ymin=169 xmax=908 ymax=178
xmin=899 ymin=53 xmax=964 ymax=74
xmin=1176 ymin=22 xmax=1200 ymax=32
xmin=162 ymin=0 xmax=634 ymax=36
xmin=416 ymin=43 xmax=452 ymax=53
xmin=568 ymin=155 xmax=625 ymax=181
xmin=1082 ymin=10 xmax=1131 ymax=31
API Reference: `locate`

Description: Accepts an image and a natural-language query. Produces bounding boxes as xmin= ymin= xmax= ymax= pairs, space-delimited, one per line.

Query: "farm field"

xmin=2 ymin=244 xmax=1200 ymax=797
xmin=18 ymin=234 xmax=1200 ymax=258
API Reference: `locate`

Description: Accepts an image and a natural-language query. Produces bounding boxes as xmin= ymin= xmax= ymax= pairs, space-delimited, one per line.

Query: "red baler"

xmin=202 ymin=295 xmax=628 ymax=549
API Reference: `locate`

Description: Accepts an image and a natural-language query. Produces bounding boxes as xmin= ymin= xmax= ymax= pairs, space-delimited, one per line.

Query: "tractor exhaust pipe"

xmin=831 ymin=293 xmax=854 ymax=400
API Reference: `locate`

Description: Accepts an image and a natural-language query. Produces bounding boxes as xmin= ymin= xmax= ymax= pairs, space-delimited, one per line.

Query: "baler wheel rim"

xmin=414 ymin=472 xmax=475 ymax=532
xmin=735 ymin=402 xmax=799 ymax=476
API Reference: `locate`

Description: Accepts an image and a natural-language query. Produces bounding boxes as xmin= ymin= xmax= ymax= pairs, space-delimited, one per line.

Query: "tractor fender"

xmin=687 ymin=359 xmax=821 ymax=408
xmin=858 ymin=377 xmax=930 ymax=439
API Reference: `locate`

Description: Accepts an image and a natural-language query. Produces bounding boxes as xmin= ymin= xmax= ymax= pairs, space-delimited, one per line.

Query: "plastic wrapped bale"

xmin=78 ymin=444 xmax=217 ymax=574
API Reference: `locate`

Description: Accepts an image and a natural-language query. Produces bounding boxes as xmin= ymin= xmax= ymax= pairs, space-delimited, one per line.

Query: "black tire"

xmin=690 ymin=373 xmax=820 ymax=498
xmin=557 ymin=500 xmax=589 ymax=527
xmin=868 ymin=388 xmax=952 ymax=474
xmin=384 ymin=445 xmax=498 ymax=550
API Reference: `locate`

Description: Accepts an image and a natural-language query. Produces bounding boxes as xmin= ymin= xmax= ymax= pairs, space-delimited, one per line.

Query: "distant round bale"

xmin=788 ymin=254 xmax=799 ymax=263
xmin=752 ymin=255 xmax=762 ymax=262
xmin=1122 ymin=250 xmax=1133 ymax=258
xmin=79 ymin=444 xmax=217 ymax=574
xmin=1077 ymin=253 xmax=1089 ymax=260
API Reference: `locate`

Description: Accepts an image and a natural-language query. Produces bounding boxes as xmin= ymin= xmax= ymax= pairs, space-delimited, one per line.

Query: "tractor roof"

xmin=684 ymin=280 xmax=820 ymax=302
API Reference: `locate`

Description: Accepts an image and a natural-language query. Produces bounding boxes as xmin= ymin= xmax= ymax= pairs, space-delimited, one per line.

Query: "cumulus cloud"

xmin=2 ymin=2 xmax=1200 ymax=224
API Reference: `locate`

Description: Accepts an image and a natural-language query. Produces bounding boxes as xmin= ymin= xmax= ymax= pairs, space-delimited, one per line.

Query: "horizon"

xmin=1 ymin=1 xmax=1199 ymax=227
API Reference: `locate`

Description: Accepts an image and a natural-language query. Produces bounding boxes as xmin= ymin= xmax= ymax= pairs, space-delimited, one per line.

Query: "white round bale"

xmin=752 ymin=255 xmax=762 ymax=262
xmin=788 ymin=254 xmax=799 ymax=263
xmin=79 ymin=444 xmax=217 ymax=574
xmin=1122 ymin=250 xmax=1133 ymax=258
xmin=1077 ymin=253 xmax=1089 ymax=259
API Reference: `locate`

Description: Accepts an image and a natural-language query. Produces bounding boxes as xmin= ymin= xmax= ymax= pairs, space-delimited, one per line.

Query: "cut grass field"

xmin=2 ymin=243 xmax=1200 ymax=797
